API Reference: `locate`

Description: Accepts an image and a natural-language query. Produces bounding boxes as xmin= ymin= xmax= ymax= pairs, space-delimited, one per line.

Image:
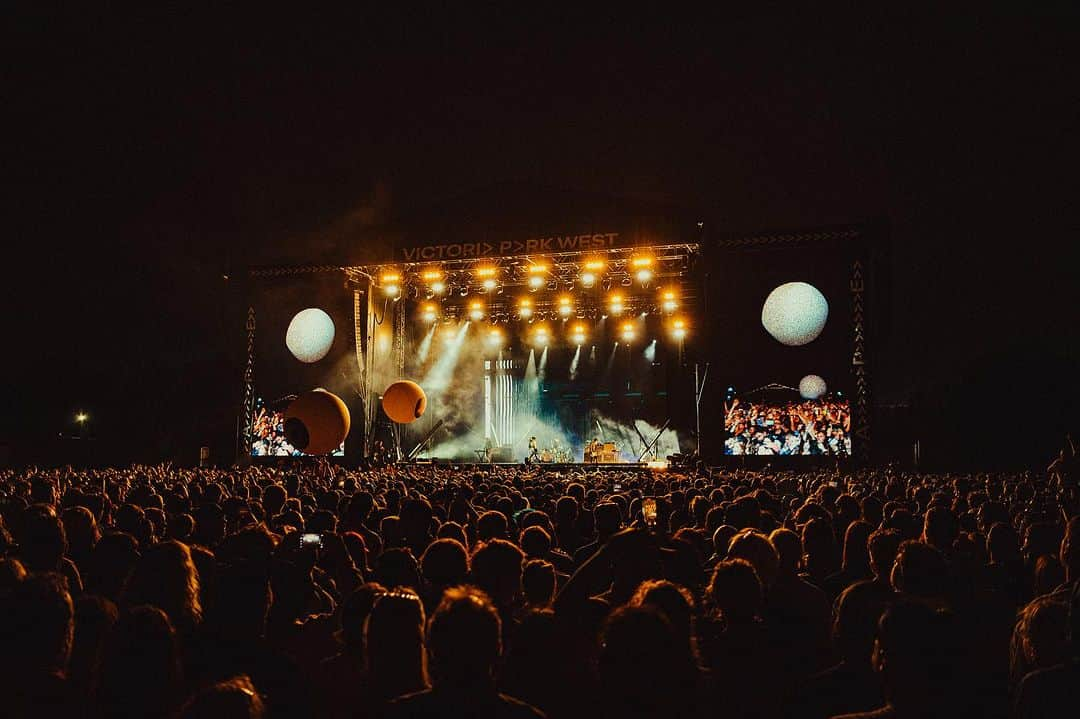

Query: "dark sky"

xmin=5 ymin=6 xmax=1078 ymax=467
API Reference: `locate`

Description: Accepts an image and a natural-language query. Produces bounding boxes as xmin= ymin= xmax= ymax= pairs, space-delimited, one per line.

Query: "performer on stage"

xmin=585 ymin=437 xmax=601 ymax=462
xmin=527 ymin=436 xmax=540 ymax=463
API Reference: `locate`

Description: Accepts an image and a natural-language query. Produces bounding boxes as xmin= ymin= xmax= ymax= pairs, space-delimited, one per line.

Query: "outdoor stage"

xmin=241 ymin=186 xmax=877 ymax=466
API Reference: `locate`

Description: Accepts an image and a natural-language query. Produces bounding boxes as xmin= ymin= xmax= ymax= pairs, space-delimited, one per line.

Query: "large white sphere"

xmin=761 ymin=282 xmax=829 ymax=346
xmin=799 ymin=374 xmax=827 ymax=399
xmin=286 ymin=308 xmax=335 ymax=363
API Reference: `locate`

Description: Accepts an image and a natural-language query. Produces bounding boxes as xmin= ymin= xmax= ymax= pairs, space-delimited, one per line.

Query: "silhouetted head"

xmin=470 ymin=539 xmax=524 ymax=609
xmin=522 ymin=559 xmax=556 ymax=608
xmin=179 ymin=675 xmax=265 ymax=719
xmin=834 ymin=580 xmax=888 ymax=664
xmin=868 ymin=528 xmax=902 ymax=580
xmin=427 ymin=586 xmax=502 ymax=686
xmin=708 ymin=558 xmax=763 ymax=624
xmin=420 ymin=538 xmax=469 ymax=591
xmin=124 ymin=540 xmax=202 ymax=632
xmin=727 ymin=529 xmax=779 ymax=589
xmin=890 ymin=541 xmax=948 ymax=601
xmin=365 ymin=587 xmax=429 ymax=699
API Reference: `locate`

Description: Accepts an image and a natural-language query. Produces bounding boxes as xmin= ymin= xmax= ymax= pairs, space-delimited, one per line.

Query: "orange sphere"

xmin=381 ymin=380 xmax=427 ymax=424
xmin=284 ymin=389 xmax=351 ymax=455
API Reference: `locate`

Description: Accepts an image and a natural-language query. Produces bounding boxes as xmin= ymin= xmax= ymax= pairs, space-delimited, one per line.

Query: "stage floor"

xmin=411 ymin=461 xmax=651 ymax=471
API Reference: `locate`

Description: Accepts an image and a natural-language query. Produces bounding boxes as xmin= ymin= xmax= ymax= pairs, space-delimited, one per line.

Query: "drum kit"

xmin=537 ymin=444 xmax=572 ymax=463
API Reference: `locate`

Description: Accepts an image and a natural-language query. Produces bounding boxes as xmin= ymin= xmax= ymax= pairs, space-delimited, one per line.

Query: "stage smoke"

xmin=416 ymin=325 xmax=436 ymax=364
xmin=422 ymin=321 xmax=469 ymax=398
xmin=593 ymin=413 xmax=681 ymax=461
xmin=589 ymin=345 xmax=598 ymax=366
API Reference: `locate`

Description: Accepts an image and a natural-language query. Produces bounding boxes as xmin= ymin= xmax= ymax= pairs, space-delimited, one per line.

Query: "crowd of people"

xmin=0 ymin=440 xmax=1078 ymax=718
xmin=725 ymin=397 xmax=853 ymax=456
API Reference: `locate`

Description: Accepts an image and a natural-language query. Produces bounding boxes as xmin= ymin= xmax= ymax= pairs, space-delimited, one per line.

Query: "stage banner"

xmin=390 ymin=217 xmax=690 ymax=263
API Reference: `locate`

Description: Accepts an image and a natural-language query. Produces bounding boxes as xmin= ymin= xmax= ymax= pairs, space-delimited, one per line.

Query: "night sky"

xmin=5 ymin=6 xmax=1078 ymax=468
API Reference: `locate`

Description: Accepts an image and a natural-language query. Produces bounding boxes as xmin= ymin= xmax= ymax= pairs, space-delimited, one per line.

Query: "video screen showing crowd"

xmin=250 ymin=399 xmax=347 ymax=458
xmin=724 ymin=396 xmax=852 ymax=456
xmin=711 ymin=235 xmax=859 ymax=460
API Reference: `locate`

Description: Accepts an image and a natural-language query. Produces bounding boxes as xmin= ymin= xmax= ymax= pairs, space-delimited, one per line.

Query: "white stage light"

xmin=286 ymin=308 xmax=335 ymax=363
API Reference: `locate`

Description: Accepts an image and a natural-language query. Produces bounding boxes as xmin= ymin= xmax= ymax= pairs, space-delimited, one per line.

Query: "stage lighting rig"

xmin=421 ymin=268 xmax=446 ymax=295
xmin=608 ymin=292 xmax=625 ymax=315
xmin=532 ymin=324 xmax=550 ymax=346
xmin=660 ymin=287 xmax=679 ymax=313
xmin=518 ymin=297 xmax=534 ymax=319
xmin=631 ymin=255 xmax=654 ymax=284
xmin=527 ymin=261 xmax=548 ymax=290
xmin=557 ymin=295 xmax=573 ymax=318
xmin=671 ymin=317 xmax=688 ymax=341
xmin=379 ymin=269 xmax=402 ymax=297
xmin=420 ymin=302 xmax=439 ymax=323
xmin=580 ymin=258 xmax=605 ymax=288
xmin=475 ymin=265 xmax=499 ymax=292
xmin=469 ymin=301 xmax=485 ymax=321
xmin=620 ymin=321 xmax=636 ymax=343
xmin=570 ymin=323 xmax=587 ymax=345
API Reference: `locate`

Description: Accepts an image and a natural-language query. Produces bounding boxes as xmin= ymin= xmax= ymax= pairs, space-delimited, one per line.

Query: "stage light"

xmin=469 ymin=301 xmax=485 ymax=321
xmin=671 ymin=317 xmax=688 ymax=341
xmin=620 ymin=321 xmax=636 ymax=343
xmin=75 ymin=412 xmax=88 ymax=424
xmin=580 ymin=258 xmax=605 ymax=287
xmin=631 ymin=255 xmax=653 ymax=284
xmin=557 ymin=295 xmax=573 ymax=318
xmin=421 ymin=269 xmax=446 ymax=295
xmin=518 ymin=297 xmax=534 ymax=319
xmin=570 ymin=323 xmax=587 ymax=345
xmin=526 ymin=262 xmax=548 ymax=290
xmin=379 ymin=270 xmax=402 ymax=297
xmin=532 ymin=324 xmax=550 ymax=346
xmin=485 ymin=328 xmax=504 ymax=348
xmin=608 ymin=292 xmax=624 ymax=315
xmin=420 ymin=302 xmax=439 ymax=323
xmin=660 ymin=288 xmax=679 ymax=313
xmin=475 ymin=265 xmax=499 ymax=292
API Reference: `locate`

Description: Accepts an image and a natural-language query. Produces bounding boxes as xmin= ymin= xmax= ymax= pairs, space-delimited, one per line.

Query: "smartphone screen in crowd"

xmin=642 ymin=497 xmax=658 ymax=529
xmin=300 ymin=533 xmax=323 ymax=549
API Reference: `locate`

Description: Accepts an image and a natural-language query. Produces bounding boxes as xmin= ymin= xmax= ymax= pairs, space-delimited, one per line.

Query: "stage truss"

xmin=344 ymin=242 xmax=701 ymax=458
